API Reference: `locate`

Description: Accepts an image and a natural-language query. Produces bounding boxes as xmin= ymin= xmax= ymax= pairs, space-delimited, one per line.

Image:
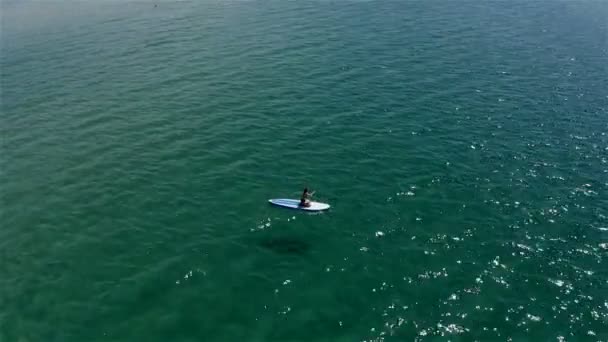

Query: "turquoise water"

xmin=2 ymin=1 xmax=608 ymax=341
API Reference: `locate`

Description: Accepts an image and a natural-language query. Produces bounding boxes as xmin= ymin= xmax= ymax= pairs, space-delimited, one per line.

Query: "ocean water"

xmin=2 ymin=1 xmax=608 ymax=341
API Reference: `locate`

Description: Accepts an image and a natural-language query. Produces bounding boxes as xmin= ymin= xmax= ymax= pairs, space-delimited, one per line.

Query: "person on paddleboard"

xmin=300 ymin=187 xmax=314 ymax=207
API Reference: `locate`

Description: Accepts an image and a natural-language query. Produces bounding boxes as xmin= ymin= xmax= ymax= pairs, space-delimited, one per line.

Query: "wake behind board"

xmin=269 ymin=199 xmax=330 ymax=211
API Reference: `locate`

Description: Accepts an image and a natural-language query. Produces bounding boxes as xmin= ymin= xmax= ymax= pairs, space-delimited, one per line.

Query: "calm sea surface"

xmin=2 ymin=1 xmax=608 ymax=341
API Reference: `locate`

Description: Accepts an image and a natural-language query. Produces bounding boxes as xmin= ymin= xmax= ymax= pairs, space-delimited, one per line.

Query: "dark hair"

xmin=303 ymin=187 xmax=308 ymax=192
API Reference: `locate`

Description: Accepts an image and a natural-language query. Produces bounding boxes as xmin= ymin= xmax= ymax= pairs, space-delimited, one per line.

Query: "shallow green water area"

xmin=1 ymin=1 xmax=607 ymax=341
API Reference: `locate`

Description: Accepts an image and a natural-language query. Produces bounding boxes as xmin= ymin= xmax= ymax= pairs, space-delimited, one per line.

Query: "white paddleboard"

xmin=269 ymin=199 xmax=330 ymax=211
